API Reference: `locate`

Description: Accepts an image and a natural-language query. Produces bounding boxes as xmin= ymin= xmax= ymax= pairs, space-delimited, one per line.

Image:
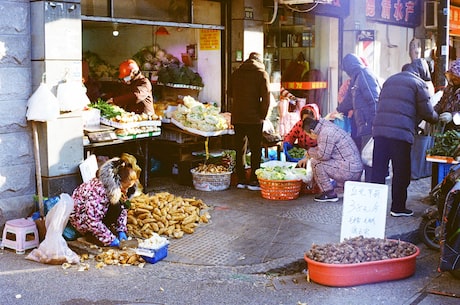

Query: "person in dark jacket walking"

xmin=230 ymin=52 xmax=270 ymax=190
xmin=371 ymin=61 xmax=439 ymax=217
xmin=337 ymin=53 xmax=381 ymax=182
xmin=107 ymin=59 xmax=155 ymax=115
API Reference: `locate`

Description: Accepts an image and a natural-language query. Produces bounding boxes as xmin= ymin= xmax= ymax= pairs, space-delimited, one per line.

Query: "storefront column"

xmin=30 ymin=0 xmax=84 ymax=196
xmin=436 ymin=0 xmax=450 ymax=88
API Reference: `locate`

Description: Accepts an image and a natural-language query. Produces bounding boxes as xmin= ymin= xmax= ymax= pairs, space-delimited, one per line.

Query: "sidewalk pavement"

xmin=137 ymin=175 xmax=432 ymax=270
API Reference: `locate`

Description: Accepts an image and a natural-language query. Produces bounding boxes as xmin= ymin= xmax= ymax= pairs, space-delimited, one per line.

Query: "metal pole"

xmin=436 ymin=0 xmax=450 ymax=89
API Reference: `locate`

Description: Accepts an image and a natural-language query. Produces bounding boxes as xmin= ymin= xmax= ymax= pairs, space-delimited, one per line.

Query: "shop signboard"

xmin=365 ymin=0 xmax=421 ymax=28
xmin=450 ymin=6 xmax=460 ymax=36
xmin=340 ymin=181 xmax=388 ymax=242
xmin=308 ymin=0 xmax=350 ymax=18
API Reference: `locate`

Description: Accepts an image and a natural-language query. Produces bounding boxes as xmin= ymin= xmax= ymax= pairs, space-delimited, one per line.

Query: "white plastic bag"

xmin=57 ymin=81 xmax=90 ymax=111
xmin=361 ymin=138 xmax=374 ymax=167
xmin=26 ymin=82 xmax=60 ymax=122
xmin=26 ymin=193 xmax=80 ymax=265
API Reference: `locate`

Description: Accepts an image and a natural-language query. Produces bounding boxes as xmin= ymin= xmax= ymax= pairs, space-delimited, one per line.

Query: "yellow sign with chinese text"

xmin=200 ymin=29 xmax=220 ymax=50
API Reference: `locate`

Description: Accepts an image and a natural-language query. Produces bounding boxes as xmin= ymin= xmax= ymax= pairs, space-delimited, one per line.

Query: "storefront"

xmin=80 ymin=0 xmax=226 ymax=105
xmin=263 ymin=0 xmax=349 ymax=117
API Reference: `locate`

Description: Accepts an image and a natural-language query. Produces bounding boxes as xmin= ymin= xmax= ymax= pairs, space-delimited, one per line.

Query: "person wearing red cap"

xmin=107 ymin=59 xmax=155 ymax=115
xmin=283 ymin=103 xmax=320 ymax=162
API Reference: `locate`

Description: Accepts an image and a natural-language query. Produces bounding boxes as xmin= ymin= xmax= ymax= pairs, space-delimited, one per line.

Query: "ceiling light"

xmin=112 ymin=23 xmax=119 ymax=37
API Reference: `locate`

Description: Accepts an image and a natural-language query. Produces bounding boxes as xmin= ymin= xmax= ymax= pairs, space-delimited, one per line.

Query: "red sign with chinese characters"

xmin=365 ymin=0 xmax=421 ymax=27
xmin=450 ymin=6 xmax=460 ymax=36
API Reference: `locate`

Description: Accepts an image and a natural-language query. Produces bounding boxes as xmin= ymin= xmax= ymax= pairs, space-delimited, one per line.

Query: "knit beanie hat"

xmin=448 ymin=59 xmax=460 ymax=78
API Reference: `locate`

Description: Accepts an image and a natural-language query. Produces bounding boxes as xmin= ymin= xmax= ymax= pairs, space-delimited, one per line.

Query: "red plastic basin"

xmin=304 ymin=244 xmax=420 ymax=287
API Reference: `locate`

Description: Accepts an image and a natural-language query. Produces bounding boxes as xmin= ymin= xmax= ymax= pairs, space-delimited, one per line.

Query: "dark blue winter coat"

xmin=337 ymin=54 xmax=381 ymax=137
xmin=372 ymin=70 xmax=439 ymax=144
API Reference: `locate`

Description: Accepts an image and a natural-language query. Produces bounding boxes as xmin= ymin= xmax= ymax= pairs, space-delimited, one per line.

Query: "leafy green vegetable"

xmin=288 ymin=147 xmax=306 ymax=159
xmin=89 ymin=98 xmax=122 ymax=119
xmin=255 ymin=166 xmax=307 ymax=182
xmin=158 ymin=63 xmax=204 ymax=87
xmin=427 ymin=130 xmax=460 ymax=157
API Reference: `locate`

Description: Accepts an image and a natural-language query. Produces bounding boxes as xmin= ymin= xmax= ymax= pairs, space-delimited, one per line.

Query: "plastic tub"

xmin=304 ymin=244 xmax=420 ymax=287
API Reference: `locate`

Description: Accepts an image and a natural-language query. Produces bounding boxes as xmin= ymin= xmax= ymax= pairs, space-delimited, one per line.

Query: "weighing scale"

xmin=84 ymin=125 xmax=117 ymax=142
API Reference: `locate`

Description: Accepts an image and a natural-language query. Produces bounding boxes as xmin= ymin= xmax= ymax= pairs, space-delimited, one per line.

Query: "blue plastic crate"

xmin=437 ymin=163 xmax=455 ymax=185
xmin=137 ymin=244 xmax=168 ymax=264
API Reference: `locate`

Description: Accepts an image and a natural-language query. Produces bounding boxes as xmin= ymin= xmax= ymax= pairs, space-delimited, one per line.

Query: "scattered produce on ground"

xmin=127 ymin=192 xmax=210 ymax=239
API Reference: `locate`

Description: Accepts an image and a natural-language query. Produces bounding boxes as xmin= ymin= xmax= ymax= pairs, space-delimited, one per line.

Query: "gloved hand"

xmin=109 ymin=237 xmax=120 ymax=247
xmin=440 ymin=112 xmax=453 ymax=123
xmin=118 ymin=232 xmax=128 ymax=241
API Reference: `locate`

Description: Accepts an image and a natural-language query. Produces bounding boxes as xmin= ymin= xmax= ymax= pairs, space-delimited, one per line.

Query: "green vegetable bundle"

xmin=427 ymin=130 xmax=460 ymax=157
xmin=89 ymin=98 xmax=122 ymax=119
xmin=288 ymin=147 xmax=306 ymax=160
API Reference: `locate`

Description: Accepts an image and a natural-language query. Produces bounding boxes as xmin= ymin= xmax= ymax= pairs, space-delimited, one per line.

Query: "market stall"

xmin=150 ymin=96 xmax=235 ymax=189
xmin=426 ymin=129 xmax=460 ymax=189
xmin=83 ymin=100 xmax=162 ymax=190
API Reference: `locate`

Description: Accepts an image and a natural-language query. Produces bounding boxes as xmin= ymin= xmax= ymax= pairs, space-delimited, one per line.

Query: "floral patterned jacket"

xmin=69 ymin=158 xmax=129 ymax=246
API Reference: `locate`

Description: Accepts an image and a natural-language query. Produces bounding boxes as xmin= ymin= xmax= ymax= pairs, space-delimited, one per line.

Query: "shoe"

xmin=314 ymin=192 xmax=339 ymax=202
xmin=390 ymin=209 xmax=414 ymax=217
xmin=247 ymin=181 xmax=261 ymax=191
xmin=236 ymin=183 xmax=247 ymax=189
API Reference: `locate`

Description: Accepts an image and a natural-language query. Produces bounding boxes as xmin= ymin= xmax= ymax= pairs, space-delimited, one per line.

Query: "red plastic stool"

xmin=1 ymin=218 xmax=39 ymax=254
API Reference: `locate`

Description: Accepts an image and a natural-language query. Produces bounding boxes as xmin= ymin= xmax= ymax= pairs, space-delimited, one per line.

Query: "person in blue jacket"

xmin=336 ymin=53 xmax=381 ymax=182
xmin=371 ymin=61 xmax=439 ymax=217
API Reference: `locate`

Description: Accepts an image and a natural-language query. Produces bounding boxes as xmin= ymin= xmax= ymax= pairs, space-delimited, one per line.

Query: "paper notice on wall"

xmin=340 ymin=181 xmax=388 ymax=242
xmin=199 ymin=29 xmax=220 ymax=50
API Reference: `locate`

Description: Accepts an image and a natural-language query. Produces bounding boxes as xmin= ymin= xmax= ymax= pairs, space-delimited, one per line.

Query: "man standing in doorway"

xmin=230 ymin=52 xmax=270 ymax=190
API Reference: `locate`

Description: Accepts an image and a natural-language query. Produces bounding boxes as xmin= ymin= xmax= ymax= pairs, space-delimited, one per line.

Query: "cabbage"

xmin=255 ymin=166 xmax=308 ymax=182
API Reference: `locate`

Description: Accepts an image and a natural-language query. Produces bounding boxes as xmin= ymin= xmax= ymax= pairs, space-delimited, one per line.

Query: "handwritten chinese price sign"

xmin=340 ymin=181 xmax=388 ymax=242
xmin=199 ymin=29 xmax=220 ymax=51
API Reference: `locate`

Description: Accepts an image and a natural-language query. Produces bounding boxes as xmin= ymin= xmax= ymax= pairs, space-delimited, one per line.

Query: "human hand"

xmin=324 ymin=111 xmax=343 ymax=120
xmin=297 ymin=157 xmax=308 ymax=168
xmin=440 ymin=112 xmax=453 ymax=123
xmin=118 ymin=232 xmax=128 ymax=241
xmin=109 ymin=237 xmax=120 ymax=247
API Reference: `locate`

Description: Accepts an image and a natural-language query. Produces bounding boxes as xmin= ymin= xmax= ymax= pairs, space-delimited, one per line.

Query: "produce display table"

xmin=84 ymin=135 xmax=158 ymax=191
xmin=150 ymin=123 xmax=226 ymax=184
xmin=426 ymin=155 xmax=459 ymax=189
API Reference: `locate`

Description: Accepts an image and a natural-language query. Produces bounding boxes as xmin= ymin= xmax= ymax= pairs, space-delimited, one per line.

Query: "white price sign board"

xmin=340 ymin=181 xmax=388 ymax=242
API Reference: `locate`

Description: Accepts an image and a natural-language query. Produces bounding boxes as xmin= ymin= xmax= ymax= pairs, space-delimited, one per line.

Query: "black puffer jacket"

xmin=337 ymin=54 xmax=381 ymax=137
xmin=230 ymin=59 xmax=270 ymax=124
xmin=372 ymin=70 xmax=438 ymax=144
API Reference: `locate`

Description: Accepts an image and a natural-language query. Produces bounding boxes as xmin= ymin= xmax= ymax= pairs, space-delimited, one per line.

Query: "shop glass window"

xmin=81 ymin=0 xmax=192 ymax=23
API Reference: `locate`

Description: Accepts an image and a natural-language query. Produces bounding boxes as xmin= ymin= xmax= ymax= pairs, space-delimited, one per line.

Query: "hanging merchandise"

xmin=26 ymin=77 xmax=60 ymax=122
xmin=57 ymin=81 xmax=91 ymax=112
